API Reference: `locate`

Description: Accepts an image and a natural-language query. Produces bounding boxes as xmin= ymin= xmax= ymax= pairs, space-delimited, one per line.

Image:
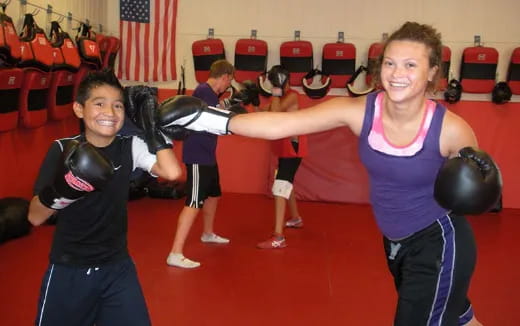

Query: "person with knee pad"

xmin=157 ymin=22 xmax=498 ymax=325
xmin=255 ymin=65 xmax=307 ymax=249
xmin=28 ymin=70 xmax=182 ymax=326
xmin=166 ymin=59 xmax=234 ymax=269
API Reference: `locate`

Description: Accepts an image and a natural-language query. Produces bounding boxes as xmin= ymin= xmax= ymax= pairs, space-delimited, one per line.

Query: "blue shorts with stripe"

xmin=383 ymin=214 xmax=476 ymax=326
xmin=35 ymin=258 xmax=150 ymax=326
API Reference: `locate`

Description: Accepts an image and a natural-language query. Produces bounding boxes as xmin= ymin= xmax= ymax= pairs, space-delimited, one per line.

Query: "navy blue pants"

xmin=384 ymin=214 xmax=477 ymax=326
xmin=35 ymin=258 xmax=151 ymax=326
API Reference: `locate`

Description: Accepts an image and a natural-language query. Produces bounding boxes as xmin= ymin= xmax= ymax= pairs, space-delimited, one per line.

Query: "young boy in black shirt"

xmin=28 ymin=70 xmax=181 ymax=326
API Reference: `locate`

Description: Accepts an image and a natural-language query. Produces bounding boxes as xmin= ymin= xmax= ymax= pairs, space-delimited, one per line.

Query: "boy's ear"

xmin=72 ymin=101 xmax=84 ymax=118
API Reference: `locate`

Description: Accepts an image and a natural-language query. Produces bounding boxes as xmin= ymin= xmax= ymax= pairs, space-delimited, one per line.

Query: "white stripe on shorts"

xmin=190 ymin=164 xmax=200 ymax=208
xmin=38 ymin=264 xmax=55 ymax=326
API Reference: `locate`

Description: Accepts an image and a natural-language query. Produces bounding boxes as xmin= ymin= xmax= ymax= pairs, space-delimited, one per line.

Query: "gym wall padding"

xmin=1 ymin=92 xmax=519 ymax=210
xmin=459 ymin=46 xmax=499 ymax=93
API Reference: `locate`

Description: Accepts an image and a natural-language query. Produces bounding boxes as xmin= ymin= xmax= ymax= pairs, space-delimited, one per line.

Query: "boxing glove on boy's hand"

xmin=39 ymin=141 xmax=115 ymax=209
xmin=124 ymin=86 xmax=171 ymax=153
xmin=157 ymin=95 xmax=235 ymax=136
xmin=434 ymin=147 xmax=502 ymax=215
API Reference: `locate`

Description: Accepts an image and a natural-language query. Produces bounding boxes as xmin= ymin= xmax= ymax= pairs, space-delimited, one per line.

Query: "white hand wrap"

xmin=164 ymin=106 xmax=232 ymax=135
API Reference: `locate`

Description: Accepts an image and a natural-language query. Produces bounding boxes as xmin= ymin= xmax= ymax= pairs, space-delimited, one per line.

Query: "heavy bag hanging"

xmin=280 ymin=33 xmax=313 ymax=86
xmin=321 ymin=32 xmax=356 ymax=88
xmin=0 ymin=68 xmax=23 ymax=131
xmin=234 ymin=32 xmax=267 ymax=83
xmin=459 ymin=37 xmax=498 ymax=93
xmin=506 ymin=47 xmax=520 ymax=95
xmin=438 ymin=46 xmax=451 ymax=90
xmin=192 ymin=30 xmax=225 ymax=83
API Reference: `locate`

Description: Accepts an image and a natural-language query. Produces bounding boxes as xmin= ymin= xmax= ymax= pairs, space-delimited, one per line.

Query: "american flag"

xmin=118 ymin=0 xmax=177 ymax=82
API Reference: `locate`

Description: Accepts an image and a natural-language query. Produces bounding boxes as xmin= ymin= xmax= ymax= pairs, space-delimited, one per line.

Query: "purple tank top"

xmin=183 ymin=83 xmax=219 ymax=165
xmin=359 ymin=91 xmax=449 ymax=239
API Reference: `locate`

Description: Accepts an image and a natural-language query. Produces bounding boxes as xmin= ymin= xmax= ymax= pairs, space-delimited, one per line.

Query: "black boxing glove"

xmin=124 ymin=86 xmax=171 ymax=154
xmin=241 ymin=80 xmax=260 ymax=106
xmin=158 ymin=95 xmax=235 ymax=136
xmin=222 ymin=91 xmax=247 ymax=108
xmin=222 ymin=81 xmax=259 ymax=108
xmin=434 ymin=147 xmax=502 ymax=215
xmin=39 ymin=141 xmax=115 ymax=209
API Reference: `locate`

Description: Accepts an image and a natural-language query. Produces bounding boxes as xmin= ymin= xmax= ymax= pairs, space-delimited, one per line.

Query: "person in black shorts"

xmin=28 ymin=69 xmax=182 ymax=326
xmin=166 ymin=60 xmax=234 ymax=268
xmin=156 ymin=22 xmax=503 ymax=325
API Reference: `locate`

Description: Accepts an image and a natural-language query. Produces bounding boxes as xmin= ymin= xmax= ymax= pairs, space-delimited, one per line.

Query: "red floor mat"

xmin=0 ymin=194 xmax=518 ymax=325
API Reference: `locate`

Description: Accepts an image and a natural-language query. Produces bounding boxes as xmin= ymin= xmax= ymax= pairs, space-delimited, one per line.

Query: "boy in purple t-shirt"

xmin=166 ymin=60 xmax=234 ymax=268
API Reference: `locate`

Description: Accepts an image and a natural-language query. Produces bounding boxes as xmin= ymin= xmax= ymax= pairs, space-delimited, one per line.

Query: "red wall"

xmin=1 ymin=93 xmax=518 ymax=209
xmin=446 ymin=100 xmax=520 ymax=209
xmin=0 ymin=117 xmax=80 ymax=198
xmin=289 ymin=96 xmax=520 ymax=209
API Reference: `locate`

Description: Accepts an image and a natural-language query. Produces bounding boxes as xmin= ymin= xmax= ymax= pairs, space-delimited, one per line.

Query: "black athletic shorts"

xmin=185 ymin=164 xmax=221 ymax=208
xmin=275 ymin=141 xmax=302 ymax=183
xmin=275 ymin=157 xmax=302 ymax=183
xmin=383 ymin=214 xmax=476 ymax=326
xmin=36 ymin=258 xmax=150 ymax=326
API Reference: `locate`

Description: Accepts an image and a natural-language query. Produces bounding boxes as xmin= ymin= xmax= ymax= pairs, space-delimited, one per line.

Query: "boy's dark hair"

xmin=372 ymin=21 xmax=443 ymax=93
xmin=76 ymin=69 xmax=124 ymax=105
xmin=209 ymin=59 xmax=234 ymax=78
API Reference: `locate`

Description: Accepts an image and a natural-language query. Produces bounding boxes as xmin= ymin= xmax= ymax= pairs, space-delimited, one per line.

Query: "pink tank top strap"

xmin=368 ymin=92 xmax=436 ymax=157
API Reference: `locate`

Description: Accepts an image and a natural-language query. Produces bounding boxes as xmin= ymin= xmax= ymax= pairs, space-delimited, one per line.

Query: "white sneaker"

xmin=166 ymin=253 xmax=200 ymax=268
xmin=200 ymin=233 xmax=230 ymax=244
xmin=285 ymin=217 xmax=304 ymax=228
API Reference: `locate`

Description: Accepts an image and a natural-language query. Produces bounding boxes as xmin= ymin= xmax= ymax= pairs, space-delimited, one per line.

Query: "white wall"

xmin=3 ymin=0 xmax=110 ymax=41
xmin=150 ymin=0 xmax=520 ymax=92
xmin=9 ymin=0 xmax=520 ymax=98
